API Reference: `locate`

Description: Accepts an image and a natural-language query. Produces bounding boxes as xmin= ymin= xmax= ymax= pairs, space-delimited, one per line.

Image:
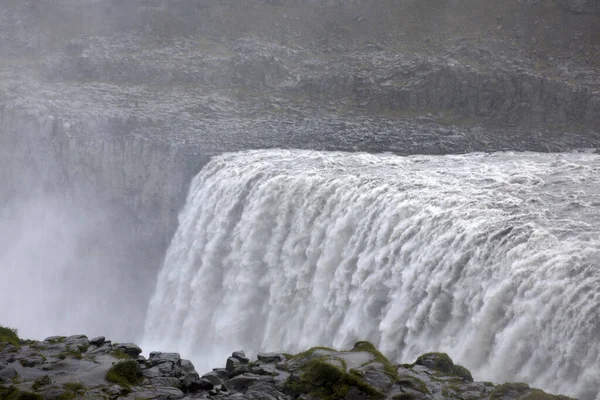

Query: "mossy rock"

xmin=523 ymin=389 xmax=575 ymax=400
xmin=351 ymin=341 xmax=398 ymax=380
xmin=396 ymin=375 xmax=429 ymax=394
xmin=490 ymin=382 xmax=531 ymax=399
xmin=106 ymin=360 xmax=143 ymax=388
xmin=415 ymin=352 xmax=473 ymax=382
xmin=290 ymin=346 xmax=338 ymax=360
xmin=0 ymin=386 xmax=44 ymax=400
xmin=491 ymin=383 xmax=575 ymax=400
xmin=32 ymin=375 xmax=52 ymax=391
xmin=285 ymin=359 xmax=384 ymax=400
xmin=0 ymin=325 xmax=20 ymax=347
xmin=109 ymin=349 xmax=134 ymax=360
xmin=415 ymin=352 xmax=455 ymax=374
xmin=453 ymin=364 xmax=473 ymax=382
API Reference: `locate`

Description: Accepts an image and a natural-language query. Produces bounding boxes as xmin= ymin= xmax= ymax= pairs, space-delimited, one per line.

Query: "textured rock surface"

xmin=0 ymin=332 xmax=575 ymax=399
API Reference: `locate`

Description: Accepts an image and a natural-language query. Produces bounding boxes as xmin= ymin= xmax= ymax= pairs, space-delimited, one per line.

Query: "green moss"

xmin=285 ymin=359 xmax=383 ymax=400
xmin=58 ymin=349 xmax=82 ymax=360
xmin=396 ymin=375 xmax=429 ymax=394
xmin=523 ymin=389 xmax=575 ymax=400
xmin=0 ymin=325 xmax=20 ymax=347
xmin=58 ymin=382 xmax=87 ymax=400
xmin=453 ymin=364 xmax=473 ymax=382
xmin=46 ymin=336 xmax=66 ymax=344
xmin=490 ymin=382 xmax=531 ymax=399
xmin=415 ymin=352 xmax=454 ymax=374
xmin=32 ymin=375 xmax=52 ymax=391
xmin=351 ymin=341 xmax=398 ymax=380
xmin=106 ymin=360 xmax=143 ymax=388
xmin=0 ymin=386 xmax=44 ymax=400
xmin=63 ymin=382 xmax=85 ymax=392
xmin=415 ymin=352 xmax=473 ymax=382
xmin=290 ymin=346 xmax=337 ymax=360
xmin=110 ymin=349 xmax=133 ymax=359
xmin=77 ymin=343 xmax=90 ymax=353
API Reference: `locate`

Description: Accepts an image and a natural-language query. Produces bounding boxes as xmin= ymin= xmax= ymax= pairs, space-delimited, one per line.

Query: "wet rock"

xmin=151 ymin=376 xmax=182 ymax=388
xmin=0 ymin=367 xmax=17 ymax=382
xmin=257 ymin=353 xmax=286 ymax=363
xmin=90 ymin=336 xmax=105 ymax=346
xmin=232 ymin=350 xmax=249 ymax=363
xmin=226 ymin=373 xmax=263 ymax=392
xmin=149 ymin=352 xmax=182 ymax=367
xmin=202 ymin=371 xmax=225 ymax=387
xmin=116 ymin=343 xmax=142 ymax=358
xmin=226 ymin=357 xmax=240 ymax=374
xmin=211 ymin=368 xmax=231 ymax=380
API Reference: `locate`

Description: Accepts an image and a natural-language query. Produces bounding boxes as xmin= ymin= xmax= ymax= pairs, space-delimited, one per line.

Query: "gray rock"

xmin=88 ymin=342 xmax=112 ymax=356
xmin=257 ymin=353 xmax=286 ymax=363
xmin=232 ymin=350 xmax=249 ymax=363
xmin=212 ymin=368 xmax=231 ymax=380
xmin=180 ymin=359 xmax=196 ymax=374
xmin=151 ymin=376 xmax=182 ymax=388
xmin=226 ymin=373 xmax=263 ymax=392
xmin=143 ymin=365 xmax=163 ymax=379
xmin=158 ymin=361 xmax=176 ymax=376
xmin=202 ymin=371 xmax=225 ymax=387
xmin=149 ymin=351 xmax=182 ymax=366
xmin=226 ymin=357 xmax=241 ymax=374
xmin=90 ymin=336 xmax=105 ymax=346
xmin=43 ymin=336 xmax=65 ymax=343
xmin=0 ymin=367 xmax=17 ymax=382
xmin=116 ymin=343 xmax=142 ymax=357
xmin=183 ymin=376 xmax=214 ymax=392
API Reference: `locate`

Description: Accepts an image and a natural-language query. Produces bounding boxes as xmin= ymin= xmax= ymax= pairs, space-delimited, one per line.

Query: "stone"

xmin=151 ymin=376 xmax=182 ymax=388
xmin=180 ymin=359 xmax=196 ymax=374
xmin=226 ymin=373 xmax=262 ymax=392
xmin=149 ymin=351 xmax=181 ymax=366
xmin=201 ymin=371 xmax=225 ymax=387
xmin=90 ymin=336 xmax=105 ymax=346
xmin=43 ymin=336 xmax=66 ymax=343
xmin=257 ymin=352 xmax=286 ymax=363
xmin=115 ymin=343 xmax=142 ymax=358
xmin=226 ymin=357 xmax=240 ymax=374
xmin=211 ymin=368 xmax=231 ymax=379
xmin=232 ymin=350 xmax=249 ymax=363
xmin=143 ymin=365 xmax=163 ymax=379
xmin=158 ymin=361 xmax=176 ymax=376
xmin=0 ymin=367 xmax=17 ymax=382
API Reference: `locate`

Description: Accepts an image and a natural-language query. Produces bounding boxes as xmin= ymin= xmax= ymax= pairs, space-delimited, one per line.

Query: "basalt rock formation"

xmin=0 ymin=328 xmax=574 ymax=400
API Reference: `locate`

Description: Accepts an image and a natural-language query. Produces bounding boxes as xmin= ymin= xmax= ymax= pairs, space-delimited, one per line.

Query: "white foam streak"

xmin=143 ymin=150 xmax=600 ymax=399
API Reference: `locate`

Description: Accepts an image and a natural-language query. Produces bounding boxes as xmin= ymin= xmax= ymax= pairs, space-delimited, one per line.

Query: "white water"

xmin=143 ymin=149 xmax=600 ymax=399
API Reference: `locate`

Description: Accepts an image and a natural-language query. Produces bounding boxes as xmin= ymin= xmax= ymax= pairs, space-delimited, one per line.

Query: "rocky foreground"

xmin=0 ymin=327 xmax=573 ymax=400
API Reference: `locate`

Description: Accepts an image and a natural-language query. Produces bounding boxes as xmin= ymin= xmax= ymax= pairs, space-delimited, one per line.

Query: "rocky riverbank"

xmin=0 ymin=327 xmax=573 ymax=399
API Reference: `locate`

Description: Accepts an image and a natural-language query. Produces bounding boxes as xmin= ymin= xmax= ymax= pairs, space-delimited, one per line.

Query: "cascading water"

xmin=143 ymin=149 xmax=600 ymax=399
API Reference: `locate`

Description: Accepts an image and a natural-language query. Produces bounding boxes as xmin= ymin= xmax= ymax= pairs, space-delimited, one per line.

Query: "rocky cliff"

xmin=0 ymin=328 xmax=575 ymax=400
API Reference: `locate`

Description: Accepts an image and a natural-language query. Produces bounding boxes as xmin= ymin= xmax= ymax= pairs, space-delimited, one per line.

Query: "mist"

xmin=0 ymin=192 xmax=152 ymax=342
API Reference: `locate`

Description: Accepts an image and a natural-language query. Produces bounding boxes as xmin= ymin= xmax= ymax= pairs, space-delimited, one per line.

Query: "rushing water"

xmin=143 ymin=149 xmax=600 ymax=399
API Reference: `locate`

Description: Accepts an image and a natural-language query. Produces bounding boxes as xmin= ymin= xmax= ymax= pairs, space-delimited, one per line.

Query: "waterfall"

xmin=143 ymin=149 xmax=600 ymax=399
